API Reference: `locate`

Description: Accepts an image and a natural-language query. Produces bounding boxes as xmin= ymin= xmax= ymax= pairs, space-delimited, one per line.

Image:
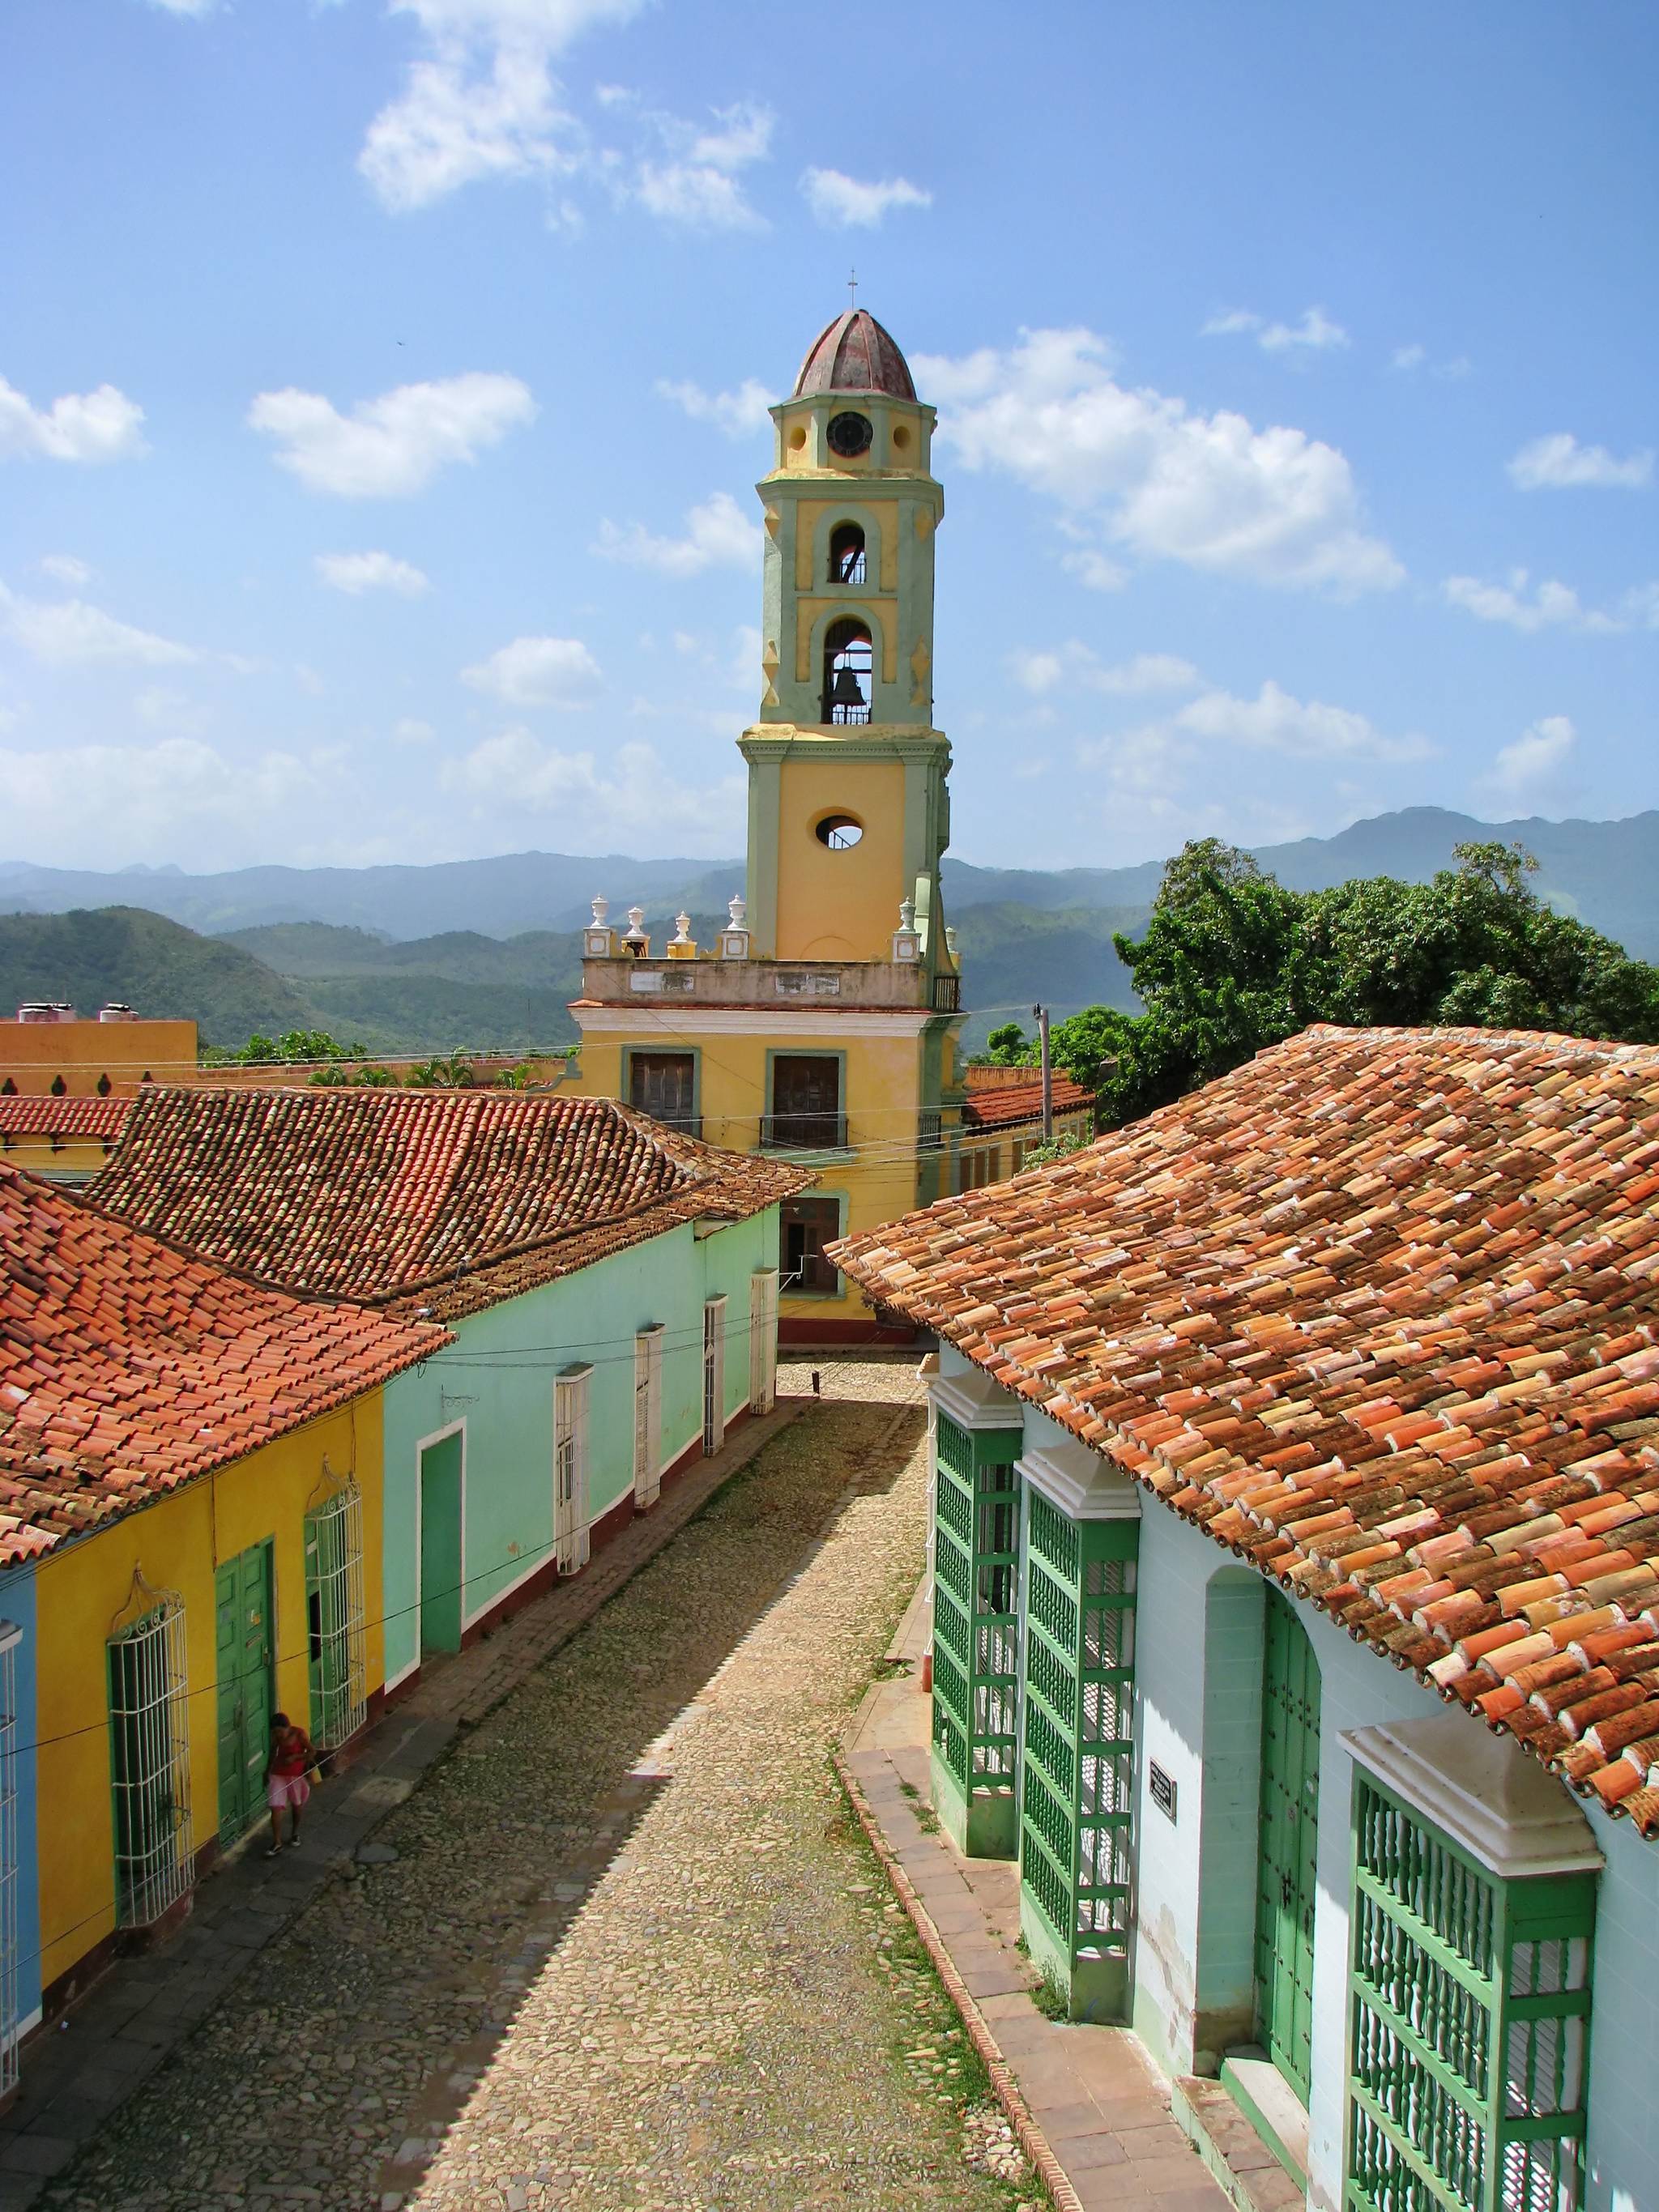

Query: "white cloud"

xmin=1619 ymin=582 xmax=1659 ymax=630
xmin=655 ymin=376 xmax=772 ymax=438
xmin=1202 ymin=306 xmax=1348 ymax=353
xmin=0 ymin=377 xmax=146 ymax=463
xmin=145 ymin=0 xmax=218 ymax=14
xmin=393 ymin=717 xmax=437 ymax=744
xmin=1507 ymin=433 xmax=1653 ymax=492
xmin=314 ymin=550 xmax=431 ymax=596
xmin=359 ymin=0 xmax=643 ymax=211
xmin=1010 ymin=645 xmax=1201 ymax=699
xmin=248 ymin=373 xmax=535 ymax=497
xmin=633 ymin=103 xmax=773 ymax=231
xmin=0 ymin=582 xmax=198 ymax=667
xmin=1169 ymin=680 xmax=1430 ymax=763
xmin=1060 ymin=548 xmax=1129 ymax=592
xmin=0 ymin=736 xmax=325 ymax=867
xmin=800 ymin=167 xmax=931 ymax=228
xmin=595 ymin=490 xmax=758 ymax=576
xmin=1442 ymin=569 xmax=1618 ymax=634
xmin=1390 ymin=344 xmax=1472 ymax=380
xmin=1480 ymin=715 xmax=1580 ymax=809
xmin=441 ymin=730 xmax=744 ymax=850
xmin=915 ymin=327 xmax=1401 ymax=595
xmin=460 ymin=633 xmax=600 ymax=706
xmin=40 ymin=554 xmax=94 ymax=587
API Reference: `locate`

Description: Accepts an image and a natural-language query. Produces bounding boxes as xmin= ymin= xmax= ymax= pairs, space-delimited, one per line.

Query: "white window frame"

xmin=748 ymin=1268 xmax=779 ymax=1415
xmin=702 ymin=1296 xmax=727 ymax=1457
xmin=633 ymin=1325 xmax=665 ymax=1508
xmin=304 ymin=1468 xmax=368 ymax=1751
xmin=553 ymin=1365 xmax=592 ymax=1573
xmin=107 ymin=1586 xmax=193 ymax=1931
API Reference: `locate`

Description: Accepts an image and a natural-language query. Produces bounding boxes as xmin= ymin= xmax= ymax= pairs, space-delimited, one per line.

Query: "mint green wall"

xmin=381 ymin=1208 xmax=777 ymax=1688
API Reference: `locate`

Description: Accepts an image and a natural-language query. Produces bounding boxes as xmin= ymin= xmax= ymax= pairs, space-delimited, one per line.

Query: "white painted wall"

xmin=1584 ymin=1813 xmax=1659 ymax=2212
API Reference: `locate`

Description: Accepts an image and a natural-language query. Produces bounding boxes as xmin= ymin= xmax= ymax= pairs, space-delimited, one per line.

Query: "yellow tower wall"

xmin=33 ymin=1399 xmax=385 ymax=1999
xmin=774 ymin=758 xmax=907 ymax=962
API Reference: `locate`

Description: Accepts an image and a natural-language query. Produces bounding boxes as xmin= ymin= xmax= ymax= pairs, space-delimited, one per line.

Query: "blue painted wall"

xmin=381 ymin=1210 xmax=778 ymax=1688
xmin=0 ymin=1568 xmax=41 ymax=2051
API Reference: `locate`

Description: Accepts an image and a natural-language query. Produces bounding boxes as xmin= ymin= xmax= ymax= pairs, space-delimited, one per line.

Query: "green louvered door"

xmin=215 ymin=1540 xmax=274 ymax=1843
xmin=1255 ymin=1588 xmax=1321 ymax=2102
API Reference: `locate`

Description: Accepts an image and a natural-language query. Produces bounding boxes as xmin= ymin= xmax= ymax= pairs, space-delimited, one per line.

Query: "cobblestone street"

xmin=41 ymin=1361 xmax=1030 ymax=2212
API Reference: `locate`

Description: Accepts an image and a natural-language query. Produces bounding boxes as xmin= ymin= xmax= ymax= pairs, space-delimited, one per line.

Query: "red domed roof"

xmin=792 ymin=309 xmax=916 ymax=401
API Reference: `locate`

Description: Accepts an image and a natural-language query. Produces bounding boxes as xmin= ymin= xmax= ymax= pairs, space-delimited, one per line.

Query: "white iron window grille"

xmin=107 ymin=1583 xmax=192 ymax=1929
xmin=554 ymin=1366 xmax=592 ymax=1573
xmin=304 ymin=1466 xmax=368 ymax=1752
xmin=0 ymin=1622 xmax=19 ymax=2097
xmin=633 ymin=1327 xmax=664 ymax=1509
xmin=748 ymin=1269 xmax=779 ymax=1416
xmin=703 ymin=1298 xmax=727 ymax=1456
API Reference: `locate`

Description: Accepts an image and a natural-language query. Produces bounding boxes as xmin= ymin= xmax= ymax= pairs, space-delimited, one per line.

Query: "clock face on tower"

xmin=825 ymin=411 xmax=873 ymax=458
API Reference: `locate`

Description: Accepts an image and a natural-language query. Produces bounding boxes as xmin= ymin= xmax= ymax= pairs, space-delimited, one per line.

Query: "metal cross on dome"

xmin=847 ymin=268 xmax=857 ymax=307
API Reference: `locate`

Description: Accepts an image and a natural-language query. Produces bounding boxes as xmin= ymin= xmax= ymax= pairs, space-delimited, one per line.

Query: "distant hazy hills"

xmin=3 ymin=808 xmax=1656 ymax=1056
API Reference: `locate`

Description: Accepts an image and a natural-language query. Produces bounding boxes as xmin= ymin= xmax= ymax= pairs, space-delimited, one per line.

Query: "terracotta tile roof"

xmin=92 ymin=1087 xmax=810 ymax=1323
xmin=0 ymin=1162 xmax=446 ymax=1564
xmin=0 ymin=1095 xmax=131 ymax=1141
xmin=832 ymin=1024 xmax=1659 ymax=1839
xmin=962 ymin=1073 xmax=1094 ymax=1132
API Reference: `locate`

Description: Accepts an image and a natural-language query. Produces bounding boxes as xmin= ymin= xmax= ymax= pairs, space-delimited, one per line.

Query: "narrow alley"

xmin=38 ymin=1362 xmax=1030 ymax=2212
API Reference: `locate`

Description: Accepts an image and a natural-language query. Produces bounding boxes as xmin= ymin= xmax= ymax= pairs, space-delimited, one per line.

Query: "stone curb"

xmin=833 ymin=1747 xmax=1083 ymax=2212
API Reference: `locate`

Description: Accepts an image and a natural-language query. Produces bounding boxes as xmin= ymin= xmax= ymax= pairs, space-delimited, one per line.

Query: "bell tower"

xmin=740 ymin=308 xmax=954 ymax=974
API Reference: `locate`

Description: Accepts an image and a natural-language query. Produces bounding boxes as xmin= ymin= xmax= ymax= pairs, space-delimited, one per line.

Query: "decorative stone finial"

xmin=728 ymin=893 xmax=748 ymax=929
xmin=898 ymin=897 xmax=915 ymax=931
xmin=672 ymin=912 xmax=693 ymax=945
xmin=591 ymin=894 xmax=609 ymax=927
xmin=625 ymin=906 xmax=646 ymax=936
xmin=945 ymin=925 xmax=959 ymax=958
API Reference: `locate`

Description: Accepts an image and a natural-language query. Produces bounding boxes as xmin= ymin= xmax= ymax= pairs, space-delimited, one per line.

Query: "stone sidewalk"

xmin=0 ymin=1396 xmax=804 ymax=2210
xmin=841 ymin=1590 xmax=1235 ymax=2212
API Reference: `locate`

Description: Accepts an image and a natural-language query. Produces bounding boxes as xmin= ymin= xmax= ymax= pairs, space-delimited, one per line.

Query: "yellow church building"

xmin=569 ymin=308 xmax=967 ymax=1340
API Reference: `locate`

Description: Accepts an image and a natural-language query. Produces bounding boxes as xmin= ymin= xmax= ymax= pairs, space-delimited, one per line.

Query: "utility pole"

xmin=1033 ymin=1003 xmax=1052 ymax=1144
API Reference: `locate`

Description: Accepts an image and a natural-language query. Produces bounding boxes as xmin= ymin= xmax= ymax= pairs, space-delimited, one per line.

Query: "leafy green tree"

xmin=978 ymin=1021 xmax=1035 ymax=1067
xmin=1089 ymin=837 xmax=1659 ymax=1127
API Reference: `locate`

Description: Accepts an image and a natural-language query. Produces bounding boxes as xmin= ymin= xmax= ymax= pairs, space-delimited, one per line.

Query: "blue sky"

xmin=1 ymin=0 xmax=1654 ymax=876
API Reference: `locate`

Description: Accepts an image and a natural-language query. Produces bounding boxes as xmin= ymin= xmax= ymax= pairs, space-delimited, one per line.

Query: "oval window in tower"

xmin=814 ymin=813 xmax=865 ymax=850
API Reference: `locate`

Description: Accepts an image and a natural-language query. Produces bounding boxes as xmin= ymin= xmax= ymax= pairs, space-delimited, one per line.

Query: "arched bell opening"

xmin=821 ymin=617 xmax=872 ymax=725
xmin=828 ymin=521 xmax=867 ymax=586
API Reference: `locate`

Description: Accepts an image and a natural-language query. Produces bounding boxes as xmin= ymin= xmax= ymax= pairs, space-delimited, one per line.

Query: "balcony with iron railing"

xmin=582 ymin=955 xmax=957 ymax=1012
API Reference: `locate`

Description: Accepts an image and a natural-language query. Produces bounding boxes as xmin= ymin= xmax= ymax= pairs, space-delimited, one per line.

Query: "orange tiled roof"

xmin=92 ymin=1086 xmax=810 ymax=1322
xmin=962 ymin=1073 xmax=1094 ymax=1132
xmin=832 ymin=1025 xmax=1659 ymax=1839
xmin=0 ymin=1162 xmax=446 ymax=1563
xmin=0 ymin=1095 xmax=132 ymax=1141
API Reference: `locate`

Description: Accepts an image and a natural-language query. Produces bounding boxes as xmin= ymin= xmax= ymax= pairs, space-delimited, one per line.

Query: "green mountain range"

xmin=3 ymin=808 xmax=1656 ymax=1059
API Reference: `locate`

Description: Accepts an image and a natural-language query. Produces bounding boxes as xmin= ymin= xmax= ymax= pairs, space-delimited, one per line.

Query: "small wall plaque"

xmin=1149 ymin=1761 xmax=1178 ymax=1822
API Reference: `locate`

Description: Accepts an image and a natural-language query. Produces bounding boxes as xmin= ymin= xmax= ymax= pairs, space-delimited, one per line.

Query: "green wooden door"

xmin=1254 ymin=1588 xmax=1320 ymax=2102
xmin=215 ymin=1540 xmax=274 ymax=1842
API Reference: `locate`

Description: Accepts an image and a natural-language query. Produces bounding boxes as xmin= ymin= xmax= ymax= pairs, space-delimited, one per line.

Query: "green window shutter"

xmin=932 ymin=1410 xmax=1023 ymax=1856
xmin=1346 ymin=1769 xmax=1597 ymax=2212
xmin=1019 ymin=1486 xmax=1138 ymax=2021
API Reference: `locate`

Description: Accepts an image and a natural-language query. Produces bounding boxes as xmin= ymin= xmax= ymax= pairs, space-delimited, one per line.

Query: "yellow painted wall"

xmin=0 ymin=1020 xmax=197 ymax=1093
xmin=0 ymin=1138 xmax=117 ymax=1179
xmin=570 ymin=1024 xmax=950 ymax=1327
xmin=33 ymin=1397 xmax=385 ymax=1995
xmin=774 ymin=758 xmax=907 ymax=961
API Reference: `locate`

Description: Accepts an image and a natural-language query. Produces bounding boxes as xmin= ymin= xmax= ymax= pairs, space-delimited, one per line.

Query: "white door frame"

xmin=748 ymin=1267 xmax=779 ymax=1415
xmin=702 ymin=1297 xmax=727 ymax=1456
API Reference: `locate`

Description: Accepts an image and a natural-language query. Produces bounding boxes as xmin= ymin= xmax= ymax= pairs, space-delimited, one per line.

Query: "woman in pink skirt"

xmin=265 ymin=1712 xmax=313 ymax=1856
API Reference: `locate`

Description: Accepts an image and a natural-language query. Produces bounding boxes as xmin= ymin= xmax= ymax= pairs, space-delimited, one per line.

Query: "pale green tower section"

xmin=738 ymin=309 xmax=957 ymax=981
